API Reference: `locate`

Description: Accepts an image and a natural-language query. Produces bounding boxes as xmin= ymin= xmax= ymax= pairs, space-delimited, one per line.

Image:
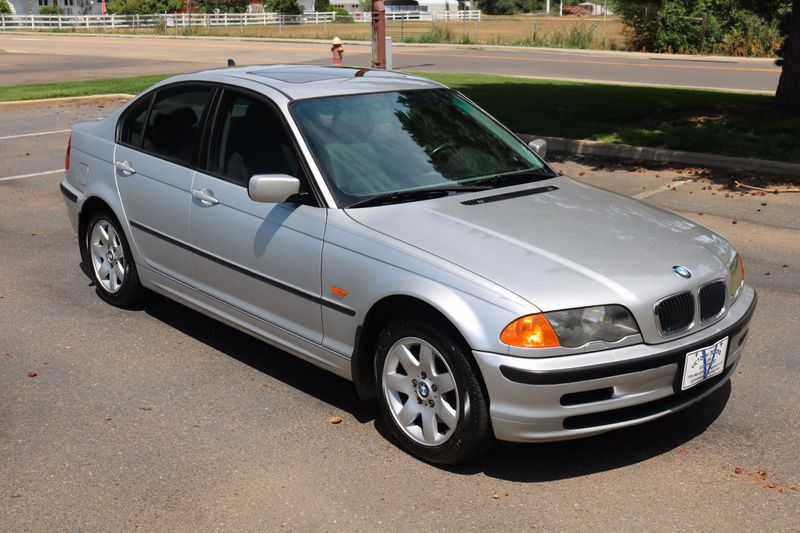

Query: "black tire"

xmin=83 ymin=210 xmax=144 ymax=307
xmin=374 ymin=319 xmax=494 ymax=465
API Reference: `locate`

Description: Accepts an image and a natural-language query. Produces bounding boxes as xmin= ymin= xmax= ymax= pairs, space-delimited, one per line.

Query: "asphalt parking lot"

xmin=1 ymin=101 xmax=799 ymax=531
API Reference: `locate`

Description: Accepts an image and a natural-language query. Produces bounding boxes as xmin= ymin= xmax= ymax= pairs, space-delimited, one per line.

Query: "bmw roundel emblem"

xmin=673 ymin=265 xmax=692 ymax=279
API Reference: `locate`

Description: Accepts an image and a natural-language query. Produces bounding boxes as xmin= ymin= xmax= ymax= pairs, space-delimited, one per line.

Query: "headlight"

xmin=500 ymin=305 xmax=640 ymax=349
xmin=546 ymin=305 xmax=639 ymax=348
xmin=729 ymin=252 xmax=744 ymax=301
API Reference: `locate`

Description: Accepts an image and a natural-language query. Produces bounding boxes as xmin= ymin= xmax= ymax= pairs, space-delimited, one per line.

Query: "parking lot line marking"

xmin=633 ymin=179 xmax=691 ymax=199
xmin=0 ymin=169 xmax=63 ymax=182
xmin=0 ymin=129 xmax=71 ymax=141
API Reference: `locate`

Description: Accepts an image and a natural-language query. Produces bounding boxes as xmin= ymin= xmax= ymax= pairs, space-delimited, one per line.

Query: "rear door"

xmin=189 ymin=88 xmax=327 ymax=343
xmin=115 ymin=84 xmax=214 ymax=284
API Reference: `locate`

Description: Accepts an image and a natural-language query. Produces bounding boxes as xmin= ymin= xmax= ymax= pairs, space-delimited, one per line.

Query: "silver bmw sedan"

xmin=60 ymin=65 xmax=756 ymax=464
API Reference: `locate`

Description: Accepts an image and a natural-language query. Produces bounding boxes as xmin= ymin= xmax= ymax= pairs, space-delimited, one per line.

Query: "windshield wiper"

xmin=474 ymin=168 xmax=558 ymax=187
xmin=346 ymin=185 xmax=490 ymax=209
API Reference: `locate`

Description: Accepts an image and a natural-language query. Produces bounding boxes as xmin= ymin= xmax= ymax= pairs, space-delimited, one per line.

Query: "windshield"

xmin=290 ymin=89 xmax=551 ymax=207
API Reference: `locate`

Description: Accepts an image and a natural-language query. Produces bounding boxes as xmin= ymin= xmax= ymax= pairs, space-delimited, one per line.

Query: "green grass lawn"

xmin=0 ymin=75 xmax=171 ymax=102
xmin=421 ymin=72 xmax=800 ymax=164
xmin=2 ymin=71 xmax=798 ymax=163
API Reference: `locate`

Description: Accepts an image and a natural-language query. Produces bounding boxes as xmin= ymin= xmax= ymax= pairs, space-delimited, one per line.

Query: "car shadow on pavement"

xmin=137 ymin=285 xmax=731 ymax=480
xmin=447 ymin=381 xmax=731 ymax=482
xmin=142 ymin=291 xmax=378 ymax=425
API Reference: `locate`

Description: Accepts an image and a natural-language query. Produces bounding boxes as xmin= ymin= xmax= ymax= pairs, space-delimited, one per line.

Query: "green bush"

xmin=106 ymin=0 xmax=183 ymax=14
xmin=515 ymin=25 xmax=596 ymax=49
xmin=615 ymin=0 xmax=789 ymax=56
xmin=193 ymin=0 xmax=250 ymax=13
xmin=477 ymin=0 xmax=546 ymax=15
xmin=263 ymin=0 xmax=301 ymax=14
xmin=717 ymin=10 xmax=783 ymax=56
xmin=417 ymin=26 xmax=454 ymax=43
xmin=333 ymin=7 xmax=353 ymax=22
xmin=0 ymin=0 xmax=12 ymax=15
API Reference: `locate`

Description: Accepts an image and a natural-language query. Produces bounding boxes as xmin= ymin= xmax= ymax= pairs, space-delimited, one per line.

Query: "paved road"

xmin=0 ymin=33 xmax=782 ymax=92
xmin=1 ymin=102 xmax=798 ymax=531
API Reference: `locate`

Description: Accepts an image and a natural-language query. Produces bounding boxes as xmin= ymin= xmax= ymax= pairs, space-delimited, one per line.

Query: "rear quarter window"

xmin=118 ymin=94 xmax=152 ymax=148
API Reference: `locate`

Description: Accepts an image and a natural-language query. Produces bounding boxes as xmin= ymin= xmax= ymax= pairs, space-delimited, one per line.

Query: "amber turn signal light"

xmin=330 ymin=285 xmax=348 ymax=297
xmin=500 ymin=314 xmax=560 ymax=348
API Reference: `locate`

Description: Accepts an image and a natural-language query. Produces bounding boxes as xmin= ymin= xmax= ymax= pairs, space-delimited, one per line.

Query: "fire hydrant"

xmin=331 ymin=37 xmax=344 ymax=66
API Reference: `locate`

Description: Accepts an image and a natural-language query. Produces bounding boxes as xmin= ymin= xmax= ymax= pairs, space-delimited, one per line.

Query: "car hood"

xmin=344 ymin=177 xmax=734 ymax=314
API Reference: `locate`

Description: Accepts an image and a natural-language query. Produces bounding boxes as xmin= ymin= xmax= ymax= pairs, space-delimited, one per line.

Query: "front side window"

xmin=141 ymin=85 xmax=213 ymax=167
xmin=290 ymin=89 xmax=551 ymax=207
xmin=208 ymin=91 xmax=301 ymax=187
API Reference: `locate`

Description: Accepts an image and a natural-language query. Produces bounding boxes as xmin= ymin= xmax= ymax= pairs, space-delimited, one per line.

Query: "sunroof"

xmin=249 ymin=67 xmax=363 ymax=84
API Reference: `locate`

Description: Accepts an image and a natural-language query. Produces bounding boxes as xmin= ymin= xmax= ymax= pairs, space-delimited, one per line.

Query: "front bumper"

xmin=473 ymin=285 xmax=757 ymax=443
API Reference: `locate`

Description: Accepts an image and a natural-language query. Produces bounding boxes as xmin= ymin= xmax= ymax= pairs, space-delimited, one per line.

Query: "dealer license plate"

xmin=681 ymin=337 xmax=729 ymax=390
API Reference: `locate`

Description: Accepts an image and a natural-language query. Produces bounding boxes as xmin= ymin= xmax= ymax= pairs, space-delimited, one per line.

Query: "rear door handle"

xmin=192 ymin=188 xmax=219 ymax=206
xmin=115 ymin=160 xmax=136 ymax=176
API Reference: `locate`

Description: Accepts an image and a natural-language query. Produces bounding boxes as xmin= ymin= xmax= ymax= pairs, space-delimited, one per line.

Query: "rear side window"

xmin=141 ymin=86 xmax=213 ymax=167
xmin=119 ymin=95 xmax=151 ymax=148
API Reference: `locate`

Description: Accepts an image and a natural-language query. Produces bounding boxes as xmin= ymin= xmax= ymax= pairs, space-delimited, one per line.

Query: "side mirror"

xmin=248 ymin=174 xmax=301 ymax=204
xmin=528 ymin=139 xmax=547 ymax=159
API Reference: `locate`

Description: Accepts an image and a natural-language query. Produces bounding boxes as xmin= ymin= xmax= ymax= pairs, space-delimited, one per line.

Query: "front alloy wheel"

xmin=375 ymin=319 xmax=494 ymax=464
xmin=382 ymin=336 xmax=460 ymax=447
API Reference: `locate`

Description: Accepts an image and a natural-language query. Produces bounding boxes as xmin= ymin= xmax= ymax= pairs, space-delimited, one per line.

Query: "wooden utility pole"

xmin=699 ymin=12 xmax=708 ymax=55
xmin=372 ymin=0 xmax=386 ymax=69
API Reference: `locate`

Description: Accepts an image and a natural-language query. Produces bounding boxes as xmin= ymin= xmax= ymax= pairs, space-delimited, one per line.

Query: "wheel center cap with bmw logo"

xmin=417 ymin=382 xmax=430 ymax=399
xmin=673 ymin=265 xmax=692 ymax=279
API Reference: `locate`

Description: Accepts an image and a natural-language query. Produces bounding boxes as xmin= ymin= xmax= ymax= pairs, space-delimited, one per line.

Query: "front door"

xmin=189 ymin=89 xmax=326 ymax=343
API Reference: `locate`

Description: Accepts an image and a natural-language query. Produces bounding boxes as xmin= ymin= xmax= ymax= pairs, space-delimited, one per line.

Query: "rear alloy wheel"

xmin=84 ymin=211 xmax=143 ymax=307
xmin=375 ymin=319 xmax=493 ymax=464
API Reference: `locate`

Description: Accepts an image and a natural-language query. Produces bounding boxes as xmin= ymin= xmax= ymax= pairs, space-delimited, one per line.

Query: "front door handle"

xmin=192 ymin=188 xmax=219 ymax=206
xmin=115 ymin=160 xmax=136 ymax=176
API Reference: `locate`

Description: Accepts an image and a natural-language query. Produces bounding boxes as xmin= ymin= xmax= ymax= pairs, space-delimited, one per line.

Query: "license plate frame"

xmin=681 ymin=336 xmax=729 ymax=391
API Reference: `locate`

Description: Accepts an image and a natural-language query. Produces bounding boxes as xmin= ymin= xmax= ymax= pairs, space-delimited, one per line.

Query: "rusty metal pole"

xmin=372 ymin=0 xmax=386 ymax=69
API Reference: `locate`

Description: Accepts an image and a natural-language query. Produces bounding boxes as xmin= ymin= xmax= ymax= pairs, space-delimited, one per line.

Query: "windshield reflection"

xmin=290 ymin=89 xmax=547 ymax=207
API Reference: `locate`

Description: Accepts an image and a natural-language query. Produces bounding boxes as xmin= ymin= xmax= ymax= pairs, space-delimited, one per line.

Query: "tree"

xmin=192 ymin=0 xmax=250 ymax=12
xmin=775 ymin=0 xmax=799 ymax=114
xmin=614 ymin=0 xmax=786 ymax=55
xmin=477 ymin=0 xmax=545 ymax=14
xmin=615 ymin=0 xmax=798 ymax=113
xmin=0 ymin=0 xmax=11 ymax=15
xmin=264 ymin=0 xmax=301 ymax=13
xmin=106 ymin=0 xmax=183 ymax=14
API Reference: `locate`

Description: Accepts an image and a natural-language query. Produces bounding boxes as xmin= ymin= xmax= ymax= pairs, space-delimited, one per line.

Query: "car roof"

xmin=177 ymin=64 xmax=445 ymax=100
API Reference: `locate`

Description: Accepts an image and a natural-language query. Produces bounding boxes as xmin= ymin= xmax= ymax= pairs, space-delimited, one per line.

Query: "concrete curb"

xmin=0 ymin=94 xmax=135 ymax=110
xmin=518 ymin=134 xmax=800 ymax=178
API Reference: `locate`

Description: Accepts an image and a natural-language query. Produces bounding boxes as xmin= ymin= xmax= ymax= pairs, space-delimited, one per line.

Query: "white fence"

xmin=0 ymin=10 xmax=480 ymax=30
